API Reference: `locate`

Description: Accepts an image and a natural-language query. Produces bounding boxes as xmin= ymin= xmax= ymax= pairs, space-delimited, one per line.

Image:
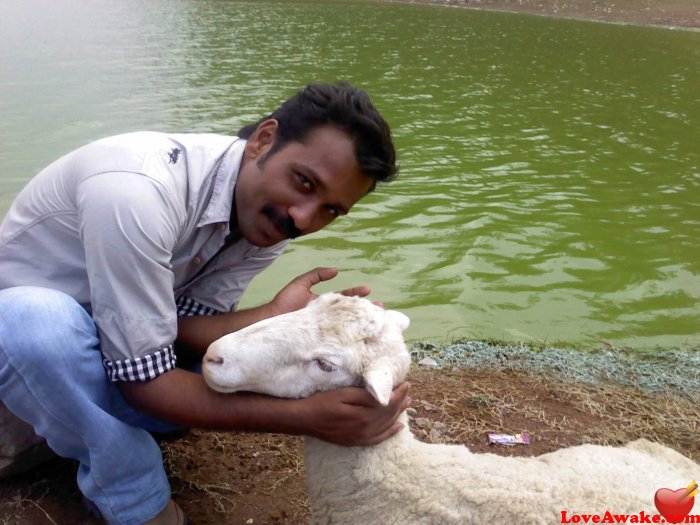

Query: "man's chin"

xmin=240 ymin=226 xmax=285 ymax=247
xmin=245 ymin=234 xmax=278 ymax=248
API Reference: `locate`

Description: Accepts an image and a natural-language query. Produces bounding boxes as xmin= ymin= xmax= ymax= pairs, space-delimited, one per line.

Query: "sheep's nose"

xmin=204 ymin=355 xmax=224 ymax=366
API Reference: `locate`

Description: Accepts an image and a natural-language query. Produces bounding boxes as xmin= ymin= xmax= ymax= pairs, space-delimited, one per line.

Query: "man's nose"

xmin=288 ymin=203 xmax=318 ymax=232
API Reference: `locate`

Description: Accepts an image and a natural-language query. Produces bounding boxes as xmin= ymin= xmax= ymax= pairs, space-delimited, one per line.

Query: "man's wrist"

xmin=260 ymin=301 xmax=281 ymax=320
xmin=234 ymin=395 xmax=308 ymax=436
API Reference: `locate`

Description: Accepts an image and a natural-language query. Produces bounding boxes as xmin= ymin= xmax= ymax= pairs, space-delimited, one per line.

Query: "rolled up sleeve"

xmin=77 ymin=171 xmax=184 ymax=382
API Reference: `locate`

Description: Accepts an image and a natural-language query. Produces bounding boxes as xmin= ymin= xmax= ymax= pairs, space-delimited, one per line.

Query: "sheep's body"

xmin=203 ymin=293 xmax=700 ymax=525
xmin=305 ymin=425 xmax=697 ymax=524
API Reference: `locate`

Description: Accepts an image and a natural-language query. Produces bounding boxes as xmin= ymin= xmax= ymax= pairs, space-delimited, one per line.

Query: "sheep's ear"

xmin=363 ymin=359 xmax=394 ymax=406
xmin=386 ymin=310 xmax=410 ymax=332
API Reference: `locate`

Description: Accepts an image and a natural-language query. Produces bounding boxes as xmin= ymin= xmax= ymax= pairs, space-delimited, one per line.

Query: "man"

xmin=0 ymin=83 xmax=410 ymax=525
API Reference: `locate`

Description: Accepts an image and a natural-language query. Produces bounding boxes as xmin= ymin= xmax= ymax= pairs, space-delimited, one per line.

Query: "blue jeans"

xmin=0 ymin=286 xmax=179 ymax=525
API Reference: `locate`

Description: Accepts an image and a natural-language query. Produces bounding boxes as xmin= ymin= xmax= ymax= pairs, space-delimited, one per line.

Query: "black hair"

xmin=237 ymin=82 xmax=398 ymax=189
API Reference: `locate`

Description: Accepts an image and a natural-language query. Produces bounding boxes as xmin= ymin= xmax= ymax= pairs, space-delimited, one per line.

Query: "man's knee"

xmin=0 ymin=286 xmax=83 ymax=314
xmin=0 ymin=286 xmax=96 ymax=361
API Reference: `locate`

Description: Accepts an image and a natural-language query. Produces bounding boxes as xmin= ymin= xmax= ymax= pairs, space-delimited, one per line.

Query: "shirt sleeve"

xmin=76 ymin=171 xmax=184 ymax=382
xmin=176 ymin=295 xmax=221 ymax=317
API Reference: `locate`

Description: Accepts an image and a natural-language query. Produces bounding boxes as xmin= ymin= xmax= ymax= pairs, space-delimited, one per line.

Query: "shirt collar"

xmin=197 ymin=137 xmax=246 ymax=228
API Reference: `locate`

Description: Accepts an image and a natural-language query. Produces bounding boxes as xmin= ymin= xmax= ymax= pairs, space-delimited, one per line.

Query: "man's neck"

xmin=226 ymin=193 xmax=241 ymax=245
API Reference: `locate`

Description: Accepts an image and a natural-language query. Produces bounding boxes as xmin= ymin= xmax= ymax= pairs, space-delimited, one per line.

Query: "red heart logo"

xmin=654 ymin=487 xmax=695 ymax=523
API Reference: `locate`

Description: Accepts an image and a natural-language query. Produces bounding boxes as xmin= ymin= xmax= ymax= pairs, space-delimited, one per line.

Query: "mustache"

xmin=262 ymin=204 xmax=301 ymax=239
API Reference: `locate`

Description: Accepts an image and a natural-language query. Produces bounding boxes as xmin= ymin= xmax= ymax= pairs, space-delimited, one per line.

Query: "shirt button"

xmin=193 ymin=256 xmax=201 ymax=264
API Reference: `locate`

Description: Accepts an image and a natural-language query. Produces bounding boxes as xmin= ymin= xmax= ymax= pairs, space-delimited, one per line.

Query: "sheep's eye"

xmin=314 ymin=359 xmax=337 ymax=373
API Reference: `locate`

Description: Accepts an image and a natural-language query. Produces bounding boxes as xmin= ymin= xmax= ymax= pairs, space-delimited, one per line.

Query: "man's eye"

xmin=297 ymin=173 xmax=312 ymax=190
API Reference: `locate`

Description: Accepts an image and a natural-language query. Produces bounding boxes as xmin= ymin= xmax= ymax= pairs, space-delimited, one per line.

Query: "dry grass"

xmin=407 ymin=366 xmax=699 ymax=462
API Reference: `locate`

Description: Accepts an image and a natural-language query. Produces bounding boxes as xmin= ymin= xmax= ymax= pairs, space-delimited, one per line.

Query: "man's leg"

xmin=0 ymin=286 xmax=171 ymax=525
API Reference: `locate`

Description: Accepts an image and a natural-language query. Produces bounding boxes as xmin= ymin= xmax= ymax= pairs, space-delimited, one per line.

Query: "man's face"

xmin=235 ymin=122 xmax=374 ymax=247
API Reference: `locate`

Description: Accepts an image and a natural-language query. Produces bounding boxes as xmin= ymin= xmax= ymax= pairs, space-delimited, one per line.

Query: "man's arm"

xmin=119 ymin=369 xmax=410 ymax=446
xmin=174 ymin=302 xmax=275 ymax=364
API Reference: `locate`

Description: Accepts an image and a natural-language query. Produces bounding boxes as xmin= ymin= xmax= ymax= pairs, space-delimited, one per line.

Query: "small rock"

xmin=429 ymin=428 xmax=443 ymax=442
xmin=417 ymin=357 xmax=438 ymax=367
xmin=414 ymin=417 xmax=430 ymax=429
xmin=406 ymin=407 xmax=418 ymax=418
xmin=421 ymin=401 xmax=439 ymax=412
xmin=433 ymin=422 xmax=448 ymax=433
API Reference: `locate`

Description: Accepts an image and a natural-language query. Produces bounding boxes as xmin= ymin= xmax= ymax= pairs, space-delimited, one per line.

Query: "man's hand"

xmin=291 ymin=382 xmax=411 ymax=446
xmin=269 ymin=267 xmax=374 ymax=317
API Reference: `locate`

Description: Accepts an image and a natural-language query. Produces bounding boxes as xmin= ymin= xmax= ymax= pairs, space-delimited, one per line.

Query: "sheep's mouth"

xmin=204 ymin=374 xmax=299 ymax=399
xmin=202 ymin=367 xmax=242 ymax=394
xmin=202 ymin=377 xmax=237 ymax=394
xmin=205 ymin=379 xmax=258 ymax=395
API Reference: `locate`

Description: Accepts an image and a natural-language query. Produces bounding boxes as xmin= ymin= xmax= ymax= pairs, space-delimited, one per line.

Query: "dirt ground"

xmin=1 ymin=365 xmax=698 ymax=524
xmin=396 ymin=0 xmax=700 ymax=29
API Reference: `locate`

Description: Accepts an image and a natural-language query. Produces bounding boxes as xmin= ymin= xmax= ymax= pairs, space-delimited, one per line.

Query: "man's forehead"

xmin=274 ymin=125 xmax=373 ymax=196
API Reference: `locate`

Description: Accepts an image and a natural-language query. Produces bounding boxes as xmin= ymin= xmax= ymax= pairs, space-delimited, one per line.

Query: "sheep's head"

xmin=202 ymin=292 xmax=411 ymax=405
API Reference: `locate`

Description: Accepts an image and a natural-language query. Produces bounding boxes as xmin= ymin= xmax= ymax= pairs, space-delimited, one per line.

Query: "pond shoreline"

xmin=409 ymin=339 xmax=700 ymax=399
xmin=380 ymin=0 xmax=700 ymax=29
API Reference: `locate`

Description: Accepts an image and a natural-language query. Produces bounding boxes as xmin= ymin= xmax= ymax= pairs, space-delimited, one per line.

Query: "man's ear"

xmin=245 ymin=119 xmax=278 ymax=161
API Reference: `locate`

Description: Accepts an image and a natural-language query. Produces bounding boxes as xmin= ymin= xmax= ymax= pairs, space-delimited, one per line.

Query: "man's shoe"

xmin=145 ymin=500 xmax=190 ymax=525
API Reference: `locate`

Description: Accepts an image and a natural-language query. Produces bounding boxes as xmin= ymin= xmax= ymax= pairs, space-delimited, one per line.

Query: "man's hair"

xmin=237 ymin=82 xmax=398 ymax=189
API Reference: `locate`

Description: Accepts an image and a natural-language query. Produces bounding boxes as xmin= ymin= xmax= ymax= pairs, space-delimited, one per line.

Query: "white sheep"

xmin=203 ymin=292 xmax=699 ymax=525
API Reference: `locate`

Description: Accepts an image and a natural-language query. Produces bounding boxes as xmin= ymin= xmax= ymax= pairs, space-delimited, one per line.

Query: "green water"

xmin=1 ymin=0 xmax=698 ymax=350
